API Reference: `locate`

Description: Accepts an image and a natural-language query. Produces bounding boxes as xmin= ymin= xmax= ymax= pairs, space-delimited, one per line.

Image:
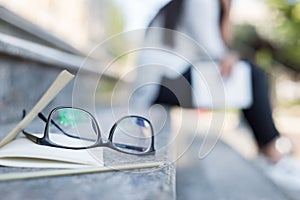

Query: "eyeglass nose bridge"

xmin=97 ymin=137 xmax=128 ymax=153
xmin=101 ymin=138 xmax=110 ymax=145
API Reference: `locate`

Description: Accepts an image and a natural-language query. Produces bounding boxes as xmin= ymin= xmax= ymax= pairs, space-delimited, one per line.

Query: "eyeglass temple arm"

xmin=22 ymin=110 xmax=48 ymax=124
xmin=22 ymin=130 xmax=40 ymax=143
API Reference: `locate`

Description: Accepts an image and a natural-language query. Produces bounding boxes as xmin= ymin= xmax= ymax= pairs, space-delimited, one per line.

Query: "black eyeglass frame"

xmin=22 ymin=106 xmax=155 ymax=155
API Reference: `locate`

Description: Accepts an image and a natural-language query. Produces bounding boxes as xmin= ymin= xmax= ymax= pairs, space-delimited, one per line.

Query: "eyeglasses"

xmin=22 ymin=107 xmax=155 ymax=155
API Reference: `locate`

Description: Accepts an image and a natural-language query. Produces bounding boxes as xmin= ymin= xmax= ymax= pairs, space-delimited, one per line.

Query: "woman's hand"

xmin=219 ymin=53 xmax=239 ymax=79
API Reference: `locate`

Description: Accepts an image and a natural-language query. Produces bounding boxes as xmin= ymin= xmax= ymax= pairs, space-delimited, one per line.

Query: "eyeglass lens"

xmin=112 ymin=116 xmax=152 ymax=154
xmin=48 ymin=108 xmax=98 ymax=148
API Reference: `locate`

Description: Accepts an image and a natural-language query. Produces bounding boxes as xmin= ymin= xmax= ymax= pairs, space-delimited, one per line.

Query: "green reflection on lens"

xmin=58 ymin=109 xmax=89 ymax=128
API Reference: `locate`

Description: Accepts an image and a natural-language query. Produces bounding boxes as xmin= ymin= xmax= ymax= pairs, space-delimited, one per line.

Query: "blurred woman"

xmin=132 ymin=0 xmax=300 ymax=190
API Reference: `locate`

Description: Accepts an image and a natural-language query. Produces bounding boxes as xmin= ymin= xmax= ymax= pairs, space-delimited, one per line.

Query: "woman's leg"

xmin=242 ymin=62 xmax=281 ymax=162
xmin=152 ymin=67 xmax=192 ymax=107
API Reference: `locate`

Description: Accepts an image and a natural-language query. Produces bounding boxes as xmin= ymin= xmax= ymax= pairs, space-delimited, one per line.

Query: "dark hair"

xmin=148 ymin=0 xmax=184 ymax=47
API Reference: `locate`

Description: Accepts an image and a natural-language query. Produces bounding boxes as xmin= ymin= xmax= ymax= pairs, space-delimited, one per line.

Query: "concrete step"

xmin=176 ymin=136 xmax=291 ymax=200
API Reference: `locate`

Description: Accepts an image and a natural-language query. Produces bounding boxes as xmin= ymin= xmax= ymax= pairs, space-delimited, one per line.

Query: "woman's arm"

xmin=219 ymin=0 xmax=240 ymax=78
xmin=220 ymin=0 xmax=233 ymax=47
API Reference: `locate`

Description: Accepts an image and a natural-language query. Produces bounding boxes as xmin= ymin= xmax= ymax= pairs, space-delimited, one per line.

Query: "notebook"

xmin=0 ymin=136 xmax=103 ymax=168
xmin=0 ymin=70 xmax=103 ymax=168
xmin=192 ymin=60 xmax=253 ymax=109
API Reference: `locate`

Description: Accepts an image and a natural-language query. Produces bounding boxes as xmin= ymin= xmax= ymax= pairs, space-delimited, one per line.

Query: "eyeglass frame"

xmin=22 ymin=106 xmax=155 ymax=155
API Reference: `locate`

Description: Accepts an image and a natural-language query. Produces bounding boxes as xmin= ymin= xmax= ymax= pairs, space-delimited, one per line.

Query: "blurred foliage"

xmin=232 ymin=24 xmax=274 ymax=72
xmin=267 ymin=0 xmax=300 ymax=72
xmin=232 ymin=0 xmax=300 ymax=74
xmin=107 ymin=1 xmax=124 ymax=35
xmin=105 ymin=0 xmax=129 ymax=58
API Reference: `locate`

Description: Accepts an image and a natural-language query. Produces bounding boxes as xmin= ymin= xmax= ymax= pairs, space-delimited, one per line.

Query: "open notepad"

xmin=0 ymin=136 xmax=103 ymax=168
xmin=0 ymin=70 xmax=103 ymax=168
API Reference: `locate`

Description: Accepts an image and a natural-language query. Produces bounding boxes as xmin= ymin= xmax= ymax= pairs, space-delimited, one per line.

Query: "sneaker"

xmin=255 ymin=154 xmax=300 ymax=190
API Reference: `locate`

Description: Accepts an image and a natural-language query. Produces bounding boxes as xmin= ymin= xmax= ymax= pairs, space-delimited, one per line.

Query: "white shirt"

xmin=182 ymin=0 xmax=228 ymax=59
xmin=132 ymin=0 xmax=230 ymax=108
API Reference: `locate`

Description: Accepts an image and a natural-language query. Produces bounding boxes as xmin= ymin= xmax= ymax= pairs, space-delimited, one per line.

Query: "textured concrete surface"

xmin=2 ymin=106 xmax=299 ymax=200
xmin=0 ymin=32 xmax=113 ymax=124
xmin=176 ymin=135 xmax=291 ymax=200
xmin=0 ymin=5 xmax=80 ymax=54
xmin=0 ymin=108 xmax=176 ymax=200
xmin=172 ymin=108 xmax=300 ymax=200
xmin=0 ymin=164 xmax=174 ymax=200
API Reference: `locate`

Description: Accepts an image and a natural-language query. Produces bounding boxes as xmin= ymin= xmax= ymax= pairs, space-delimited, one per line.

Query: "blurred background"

xmin=0 ymin=0 xmax=299 ymax=158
